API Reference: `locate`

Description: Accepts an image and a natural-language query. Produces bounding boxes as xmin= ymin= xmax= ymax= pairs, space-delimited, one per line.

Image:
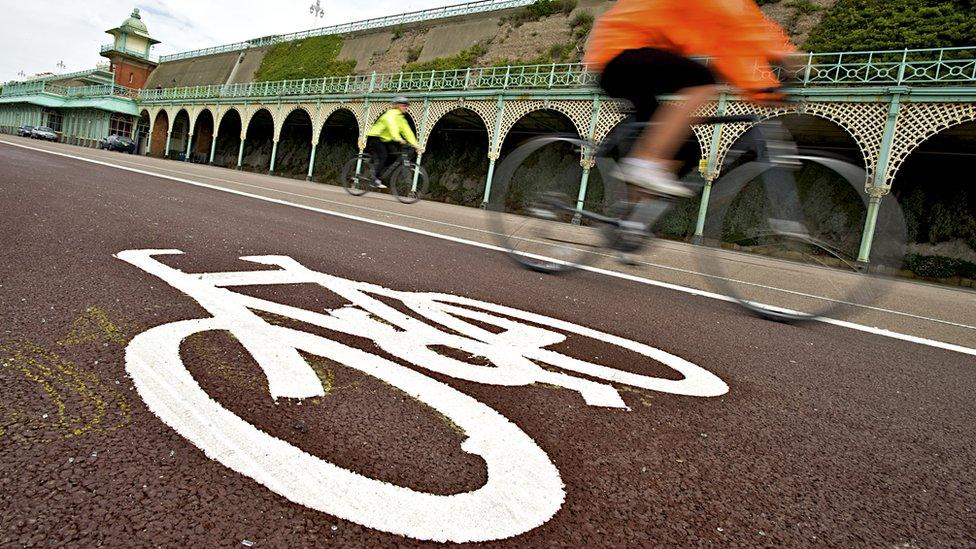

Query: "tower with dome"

xmin=100 ymin=8 xmax=161 ymax=89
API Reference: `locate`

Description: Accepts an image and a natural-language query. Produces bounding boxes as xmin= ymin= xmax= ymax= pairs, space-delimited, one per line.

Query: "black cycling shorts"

xmin=599 ymin=48 xmax=717 ymax=123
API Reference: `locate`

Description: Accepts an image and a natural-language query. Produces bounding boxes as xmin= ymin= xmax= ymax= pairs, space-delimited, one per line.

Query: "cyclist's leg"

xmin=365 ymin=137 xmax=388 ymax=187
xmin=365 ymin=136 xmax=385 ymax=169
xmin=632 ymin=84 xmax=716 ymax=166
xmin=600 ymin=48 xmax=718 ymax=197
xmin=381 ymin=141 xmax=401 ymax=175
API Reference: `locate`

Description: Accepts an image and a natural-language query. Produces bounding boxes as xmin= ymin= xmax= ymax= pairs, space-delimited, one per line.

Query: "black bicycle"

xmin=341 ymin=148 xmax=430 ymax=204
xmin=488 ymin=111 xmax=907 ymax=323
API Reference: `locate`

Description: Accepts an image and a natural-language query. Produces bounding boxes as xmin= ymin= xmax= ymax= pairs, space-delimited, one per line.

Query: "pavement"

xmin=1 ymin=137 xmax=974 ymax=547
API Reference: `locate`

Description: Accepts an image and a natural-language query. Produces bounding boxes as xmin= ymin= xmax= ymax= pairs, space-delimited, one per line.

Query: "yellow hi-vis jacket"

xmin=366 ymin=109 xmax=418 ymax=146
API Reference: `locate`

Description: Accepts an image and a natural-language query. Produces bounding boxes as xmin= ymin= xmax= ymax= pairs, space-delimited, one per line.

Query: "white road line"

xmin=2 ymin=138 xmax=974 ymax=357
xmin=51 ymin=148 xmax=976 ymax=332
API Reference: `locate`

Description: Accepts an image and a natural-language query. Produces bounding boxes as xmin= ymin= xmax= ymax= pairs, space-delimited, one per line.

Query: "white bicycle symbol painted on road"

xmin=118 ymin=249 xmax=728 ymax=543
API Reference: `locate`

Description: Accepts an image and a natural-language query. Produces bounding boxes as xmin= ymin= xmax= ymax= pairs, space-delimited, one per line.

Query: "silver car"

xmin=30 ymin=126 xmax=59 ymax=141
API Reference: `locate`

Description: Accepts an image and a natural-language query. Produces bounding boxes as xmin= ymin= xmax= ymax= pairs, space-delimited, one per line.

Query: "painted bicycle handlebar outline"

xmin=118 ymin=249 xmax=728 ymax=542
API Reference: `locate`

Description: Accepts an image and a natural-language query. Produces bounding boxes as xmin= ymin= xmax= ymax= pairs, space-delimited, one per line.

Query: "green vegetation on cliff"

xmin=804 ymin=0 xmax=976 ymax=51
xmin=404 ymin=44 xmax=488 ymax=72
xmin=503 ymin=0 xmax=577 ymax=26
xmin=254 ymin=35 xmax=355 ymax=81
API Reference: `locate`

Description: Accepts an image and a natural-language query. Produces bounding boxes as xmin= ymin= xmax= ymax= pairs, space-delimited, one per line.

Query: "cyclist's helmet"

xmin=392 ymin=95 xmax=410 ymax=105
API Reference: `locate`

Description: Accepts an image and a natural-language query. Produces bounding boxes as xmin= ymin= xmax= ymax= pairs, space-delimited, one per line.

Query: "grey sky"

xmin=0 ymin=0 xmax=464 ymax=82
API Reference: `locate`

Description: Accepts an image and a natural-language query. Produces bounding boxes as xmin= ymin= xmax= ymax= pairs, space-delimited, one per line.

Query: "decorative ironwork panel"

xmin=684 ymin=102 xmax=721 ymax=164
xmin=883 ymin=102 xmax=976 ymax=186
xmin=318 ymin=102 xmax=364 ymax=133
xmin=496 ymin=100 xmax=593 ymax=154
xmin=591 ymin=100 xmax=628 ymax=145
xmin=244 ymin=104 xmax=281 ymax=135
xmin=215 ymin=106 xmax=246 ymax=132
xmin=421 ymin=100 xmax=497 ymax=146
xmin=710 ymin=101 xmax=888 ymax=183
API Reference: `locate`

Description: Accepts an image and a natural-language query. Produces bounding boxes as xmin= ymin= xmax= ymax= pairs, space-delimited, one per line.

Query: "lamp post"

xmin=309 ymin=0 xmax=325 ymax=20
xmin=56 ymin=61 xmax=66 ymax=74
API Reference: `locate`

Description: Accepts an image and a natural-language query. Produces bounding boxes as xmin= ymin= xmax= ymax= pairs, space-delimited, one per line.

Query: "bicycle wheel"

xmin=488 ymin=135 xmax=627 ymax=273
xmin=697 ymin=120 xmax=907 ymax=322
xmin=341 ymin=155 xmax=375 ymax=196
xmin=390 ymin=162 xmax=429 ymax=204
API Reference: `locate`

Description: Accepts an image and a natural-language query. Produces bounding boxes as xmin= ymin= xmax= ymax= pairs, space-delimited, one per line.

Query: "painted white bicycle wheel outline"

xmin=118 ymin=249 xmax=728 ymax=543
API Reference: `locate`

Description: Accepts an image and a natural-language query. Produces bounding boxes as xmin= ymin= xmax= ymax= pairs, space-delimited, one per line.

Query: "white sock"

xmin=621 ymin=157 xmax=668 ymax=173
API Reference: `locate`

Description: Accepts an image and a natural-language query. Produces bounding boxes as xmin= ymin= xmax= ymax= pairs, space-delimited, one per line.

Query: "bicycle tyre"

xmin=341 ymin=155 xmax=375 ymax=197
xmin=487 ymin=135 xmax=626 ymax=274
xmin=390 ymin=162 xmax=429 ymax=204
xmin=697 ymin=122 xmax=907 ymax=322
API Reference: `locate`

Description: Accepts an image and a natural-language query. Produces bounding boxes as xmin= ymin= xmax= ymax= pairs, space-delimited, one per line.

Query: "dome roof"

xmin=122 ymin=8 xmax=148 ymax=33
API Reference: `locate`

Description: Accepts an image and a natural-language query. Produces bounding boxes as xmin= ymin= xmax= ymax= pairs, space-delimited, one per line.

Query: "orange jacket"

xmin=584 ymin=0 xmax=796 ymax=94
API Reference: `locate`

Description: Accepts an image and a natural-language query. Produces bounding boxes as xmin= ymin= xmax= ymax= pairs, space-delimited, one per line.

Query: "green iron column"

xmin=693 ymin=93 xmax=729 ymax=245
xmin=482 ymin=96 xmax=507 ymax=208
xmin=236 ymin=132 xmax=246 ymax=170
xmin=164 ymin=131 xmax=172 ymax=158
xmin=185 ymin=133 xmax=194 ymax=162
xmin=573 ymin=95 xmax=603 ymax=224
xmin=209 ymin=132 xmax=218 ymax=164
xmin=269 ymin=138 xmax=279 ymax=175
xmin=306 ymin=140 xmax=318 ymax=181
xmin=574 ymin=157 xmax=596 ymax=224
xmin=411 ymin=151 xmax=424 ymax=193
xmin=856 ymin=88 xmax=904 ymax=266
xmin=412 ymin=98 xmax=431 ymax=193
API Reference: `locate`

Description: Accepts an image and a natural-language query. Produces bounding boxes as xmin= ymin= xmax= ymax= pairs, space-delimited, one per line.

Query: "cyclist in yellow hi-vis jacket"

xmin=365 ymin=96 xmax=418 ymax=189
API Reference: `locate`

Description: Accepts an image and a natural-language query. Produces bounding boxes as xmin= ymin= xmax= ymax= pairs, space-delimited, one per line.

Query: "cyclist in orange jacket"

xmin=584 ymin=0 xmax=796 ymax=197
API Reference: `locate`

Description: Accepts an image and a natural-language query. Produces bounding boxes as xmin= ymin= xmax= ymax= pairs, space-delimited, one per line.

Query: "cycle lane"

xmin=1 ymin=143 xmax=974 ymax=547
xmin=2 ymin=136 xmax=974 ymax=350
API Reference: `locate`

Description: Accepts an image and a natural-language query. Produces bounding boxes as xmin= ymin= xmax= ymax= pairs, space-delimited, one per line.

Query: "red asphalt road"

xmin=1 ymin=142 xmax=974 ymax=547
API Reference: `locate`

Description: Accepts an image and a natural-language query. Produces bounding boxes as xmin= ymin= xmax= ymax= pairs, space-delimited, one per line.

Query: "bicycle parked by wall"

xmin=488 ymin=107 xmax=908 ymax=323
xmin=341 ymin=148 xmax=430 ymax=204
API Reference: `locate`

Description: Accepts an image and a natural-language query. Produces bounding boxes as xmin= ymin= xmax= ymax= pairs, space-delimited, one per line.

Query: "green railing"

xmin=138 ymin=46 xmax=976 ymax=103
xmin=138 ymin=63 xmax=594 ymax=101
xmin=0 ymin=81 xmax=137 ymax=100
xmin=775 ymin=46 xmax=976 ymax=86
xmin=0 ymin=81 xmax=48 ymax=97
xmin=5 ymin=67 xmax=115 ymax=86
xmin=159 ymin=0 xmax=536 ymax=63
xmin=100 ymin=43 xmax=159 ymax=63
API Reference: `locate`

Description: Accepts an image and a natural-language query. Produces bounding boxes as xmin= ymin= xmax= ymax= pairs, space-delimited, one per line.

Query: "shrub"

xmin=904 ymin=254 xmax=962 ymax=279
xmin=804 ymin=0 xmax=976 ymax=52
xmin=959 ymin=260 xmax=976 ymax=280
xmin=406 ymin=46 xmax=422 ymax=63
xmin=570 ymin=11 xmax=594 ymax=39
xmin=504 ymin=0 xmax=577 ymax=26
xmin=404 ymin=43 xmax=487 ymax=72
xmin=254 ymin=35 xmax=355 ymax=81
xmin=785 ymin=0 xmax=820 ymax=15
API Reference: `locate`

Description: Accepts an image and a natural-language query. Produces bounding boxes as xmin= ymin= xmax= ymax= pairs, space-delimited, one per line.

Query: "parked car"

xmin=30 ymin=126 xmax=58 ymax=141
xmin=99 ymin=134 xmax=136 ymax=153
xmin=17 ymin=125 xmax=35 ymax=137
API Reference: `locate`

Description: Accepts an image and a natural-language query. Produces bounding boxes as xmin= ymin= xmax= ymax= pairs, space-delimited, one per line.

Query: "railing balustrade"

xmin=4 ymin=46 xmax=974 ymax=104
xmin=0 ymin=81 xmax=136 ymax=99
xmin=135 ymin=47 xmax=976 ymax=103
xmin=100 ymin=44 xmax=160 ymax=63
xmin=4 ymin=67 xmax=114 ymax=86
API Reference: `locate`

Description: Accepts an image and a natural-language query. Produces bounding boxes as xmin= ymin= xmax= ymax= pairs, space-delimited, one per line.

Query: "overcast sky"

xmin=0 ymin=0 xmax=464 ymax=82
